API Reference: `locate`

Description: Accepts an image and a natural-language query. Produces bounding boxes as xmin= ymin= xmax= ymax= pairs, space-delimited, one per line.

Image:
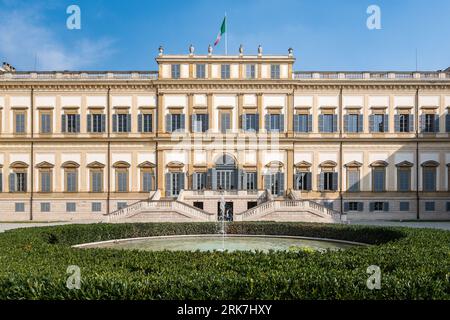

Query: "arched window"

xmin=87 ymin=161 xmax=105 ymax=193
xmin=319 ymin=161 xmax=338 ymax=192
xmin=62 ymin=161 xmax=79 ymax=192
xmin=294 ymin=161 xmax=312 ymax=191
xmin=345 ymin=161 xmax=362 ymax=192
xmin=138 ymin=161 xmax=156 ymax=192
xmin=113 ymin=161 xmax=130 ymax=192
xmin=9 ymin=161 xmax=29 ymax=193
xmin=36 ymin=161 xmax=54 ymax=193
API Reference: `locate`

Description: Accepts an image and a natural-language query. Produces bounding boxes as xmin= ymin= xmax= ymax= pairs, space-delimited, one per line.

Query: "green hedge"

xmin=0 ymin=222 xmax=448 ymax=300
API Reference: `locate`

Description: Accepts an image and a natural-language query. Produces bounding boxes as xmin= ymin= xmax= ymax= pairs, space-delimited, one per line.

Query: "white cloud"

xmin=0 ymin=6 xmax=115 ymax=70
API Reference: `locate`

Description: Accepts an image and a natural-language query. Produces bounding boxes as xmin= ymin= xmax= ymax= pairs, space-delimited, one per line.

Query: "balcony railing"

xmin=293 ymin=71 xmax=450 ymax=80
xmin=0 ymin=71 xmax=158 ymax=81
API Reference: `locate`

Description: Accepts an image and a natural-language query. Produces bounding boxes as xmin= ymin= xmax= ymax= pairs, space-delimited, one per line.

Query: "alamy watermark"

xmin=66 ymin=5 xmax=81 ymax=30
xmin=66 ymin=265 xmax=81 ymax=290
xmin=367 ymin=5 xmax=381 ymax=30
xmin=366 ymin=265 xmax=381 ymax=290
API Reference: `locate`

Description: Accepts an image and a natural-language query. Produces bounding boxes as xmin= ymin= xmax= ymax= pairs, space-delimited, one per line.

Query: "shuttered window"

xmin=15 ymin=113 xmax=26 ymax=133
xmin=372 ymin=167 xmax=386 ymax=192
xmin=142 ymin=172 xmax=153 ymax=192
xmin=62 ymin=114 xmax=80 ymax=133
xmin=422 ymin=167 xmax=437 ymax=191
xmin=88 ymin=113 xmax=106 ymax=133
xmin=40 ymin=113 xmax=52 ymax=133
xmin=319 ymin=172 xmax=338 ymax=191
xmin=344 ymin=114 xmax=363 ymax=133
xmin=171 ymin=64 xmax=180 ymax=79
xmin=370 ymin=114 xmax=388 ymax=132
xmin=192 ymin=114 xmax=208 ymax=132
xmin=166 ymin=114 xmax=185 ymax=132
xmin=220 ymin=112 xmax=231 ymax=133
xmin=294 ymin=114 xmax=312 ymax=133
xmin=117 ymin=171 xmax=128 ymax=192
xmin=241 ymin=114 xmax=258 ymax=132
xmin=294 ymin=172 xmax=312 ymax=191
xmin=319 ymin=114 xmax=337 ymax=133
xmin=66 ymin=171 xmax=77 ymax=192
xmin=347 ymin=170 xmax=360 ymax=192
xmin=40 ymin=171 xmax=51 ymax=192
xmin=397 ymin=168 xmax=411 ymax=191
xmin=91 ymin=171 xmax=103 ymax=192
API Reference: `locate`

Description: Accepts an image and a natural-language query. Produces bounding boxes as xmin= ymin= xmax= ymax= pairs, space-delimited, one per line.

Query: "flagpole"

xmin=225 ymin=12 xmax=227 ymax=55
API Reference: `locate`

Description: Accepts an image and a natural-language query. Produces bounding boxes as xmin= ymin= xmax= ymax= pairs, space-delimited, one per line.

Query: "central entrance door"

xmin=215 ymin=154 xmax=237 ymax=191
xmin=217 ymin=201 xmax=233 ymax=221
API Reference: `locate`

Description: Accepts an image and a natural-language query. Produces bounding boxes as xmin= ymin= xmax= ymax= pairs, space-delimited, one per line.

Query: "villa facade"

xmin=0 ymin=48 xmax=450 ymax=222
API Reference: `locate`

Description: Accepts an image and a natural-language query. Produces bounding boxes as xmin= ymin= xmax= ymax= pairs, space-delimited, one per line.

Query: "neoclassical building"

xmin=0 ymin=48 xmax=449 ymax=222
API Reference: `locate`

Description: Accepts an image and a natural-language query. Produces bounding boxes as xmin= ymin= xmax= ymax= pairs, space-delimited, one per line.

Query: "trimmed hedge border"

xmin=0 ymin=222 xmax=448 ymax=300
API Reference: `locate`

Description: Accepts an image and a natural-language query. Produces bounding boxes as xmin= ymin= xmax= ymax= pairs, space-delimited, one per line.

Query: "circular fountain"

xmin=74 ymin=234 xmax=362 ymax=253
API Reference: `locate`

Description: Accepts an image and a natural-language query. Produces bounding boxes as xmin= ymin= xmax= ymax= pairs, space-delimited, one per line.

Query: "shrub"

xmin=0 ymin=222 xmax=448 ymax=300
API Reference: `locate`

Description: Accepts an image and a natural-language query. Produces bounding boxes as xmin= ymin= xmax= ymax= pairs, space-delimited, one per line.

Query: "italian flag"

xmin=214 ymin=16 xmax=226 ymax=46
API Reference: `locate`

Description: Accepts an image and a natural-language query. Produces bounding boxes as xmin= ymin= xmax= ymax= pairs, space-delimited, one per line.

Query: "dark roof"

xmin=445 ymin=67 xmax=450 ymax=72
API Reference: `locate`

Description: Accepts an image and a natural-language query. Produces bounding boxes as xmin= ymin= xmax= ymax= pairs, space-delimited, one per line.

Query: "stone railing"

xmin=0 ymin=71 xmax=158 ymax=81
xmin=237 ymin=199 xmax=341 ymax=221
xmin=292 ymin=71 xmax=450 ymax=80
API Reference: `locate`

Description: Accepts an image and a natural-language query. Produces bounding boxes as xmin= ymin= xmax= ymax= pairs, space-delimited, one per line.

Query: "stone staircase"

xmin=103 ymin=190 xmax=215 ymax=222
xmin=234 ymin=190 xmax=342 ymax=223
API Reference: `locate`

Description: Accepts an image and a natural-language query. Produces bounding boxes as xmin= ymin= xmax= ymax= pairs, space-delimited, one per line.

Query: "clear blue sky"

xmin=0 ymin=0 xmax=449 ymax=71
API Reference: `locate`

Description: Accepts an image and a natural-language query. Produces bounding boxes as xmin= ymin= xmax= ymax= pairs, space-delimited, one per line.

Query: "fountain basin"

xmin=73 ymin=234 xmax=364 ymax=252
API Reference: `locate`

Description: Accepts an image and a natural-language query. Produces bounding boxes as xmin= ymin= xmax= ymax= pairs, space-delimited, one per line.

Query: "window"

xmin=425 ymin=201 xmax=435 ymax=211
xmin=166 ymin=172 xmax=184 ymax=196
xmin=322 ymin=172 xmax=337 ymax=191
xmin=221 ymin=64 xmax=230 ymax=79
xmin=294 ymin=114 xmax=312 ymax=133
xmin=446 ymin=202 xmax=450 ymax=212
xmin=91 ymin=170 xmax=103 ymax=192
xmin=370 ymin=202 xmax=389 ymax=212
xmin=421 ymin=113 xmax=438 ymax=133
xmin=196 ymin=64 xmax=206 ymax=79
xmin=117 ymin=202 xmax=127 ymax=210
xmin=241 ymin=114 xmax=259 ymax=132
xmin=171 ymin=64 xmax=180 ymax=79
xmin=0 ymin=172 xmax=2 ymax=192
xmin=9 ymin=172 xmax=27 ymax=192
xmin=345 ymin=202 xmax=362 ymax=212
xmin=264 ymin=172 xmax=285 ymax=196
xmin=323 ymin=201 xmax=334 ymax=210
xmin=141 ymin=171 xmax=153 ymax=192
xmin=422 ymin=166 xmax=437 ymax=192
xmin=192 ymin=172 xmax=207 ymax=190
xmin=113 ymin=113 xmax=131 ymax=133
xmin=192 ymin=114 xmax=208 ymax=132
xmin=446 ymin=112 xmax=450 ymax=133
xmin=116 ymin=170 xmax=128 ymax=192
xmin=62 ymin=113 xmax=80 ymax=133
xmin=14 ymin=111 xmax=26 ymax=134
xmin=345 ymin=114 xmax=363 ymax=133
xmin=397 ymin=167 xmax=411 ymax=191
xmin=246 ymin=64 xmax=256 ymax=79
xmin=370 ymin=114 xmax=388 ymax=132
xmin=39 ymin=170 xmax=52 ymax=192
xmin=15 ymin=203 xmax=25 ymax=212
xmin=40 ymin=202 xmax=50 ymax=212
xmin=319 ymin=114 xmax=337 ymax=133
xmin=92 ymin=202 xmax=102 ymax=212
xmin=270 ymin=64 xmax=280 ymax=79
xmin=220 ymin=112 xmax=231 ymax=133
xmin=395 ymin=114 xmax=413 ymax=133
xmin=399 ymin=202 xmax=410 ymax=211
xmin=65 ymin=170 xmax=77 ymax=192
xmin=347 ymin=168 xmax=360 ymax=192
xmin=372 ymin=167 xmax=386 ymax=192
xmin=265 ymin=114 xmax=284 ymax=132
xmin=294 ymin=172 xmax=312 ymax=191
xmin=40 ymin=112 xmax=52 ymax=134
xmin=166 ymin=114 xmax=185 ymax=132
xmin=66 ymin=202 xmax=76 ymax=212
xmin=87 ymin=113 xmax=106 ymax=133
xmin=138 ymin=113 xmax=153 ymax=133
xmin=245 ymin=172 xmax=257 ymax=191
